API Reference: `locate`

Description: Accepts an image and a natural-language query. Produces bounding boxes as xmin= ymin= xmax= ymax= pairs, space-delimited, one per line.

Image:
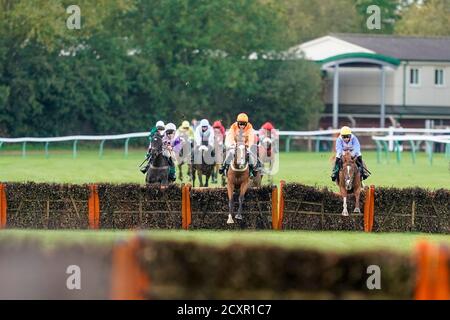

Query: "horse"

xmin=212 ymin=130 xmax=226 ymax=186
xmin=226 ymin=134 xmax=250 ymax=224
xmin=176 ymin=136 xmax=193 ymax=181
xmin=336 ymin=151 xmax=362 ymax=216
xmin=191 ymin=143 xmax=215 ymax=187
xmin=257 ymin=134 xmax=277 ymax=185
xmin=145 ymin=134 xmax=170 ymax=185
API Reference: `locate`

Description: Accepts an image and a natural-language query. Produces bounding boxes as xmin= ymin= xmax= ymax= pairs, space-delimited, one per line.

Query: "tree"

xmin=0 ymin=0 xmax=326 ymax=137
xmin=267 ymin=0 xmax=361 ymax=45
xmin=395 ymin=0 xmax=450 ymax=36
xmin=354 ymin=0 xmax=402 ymax=34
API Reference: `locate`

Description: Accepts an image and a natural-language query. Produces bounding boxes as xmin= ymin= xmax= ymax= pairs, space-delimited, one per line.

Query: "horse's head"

xmin=233 ymin=140 xmax=247 ymax=169
xmin=150 ymin=134 xmax=163 ymax=158
xmin=341 ymin=151 xmax=357 ymax=191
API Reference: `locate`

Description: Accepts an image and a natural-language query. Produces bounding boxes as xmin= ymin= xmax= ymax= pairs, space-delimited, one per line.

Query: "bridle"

xmin=231 ymin=142 xmax=248 ymax=172
xmin=341 ymin=152 xmax=357 ymax=191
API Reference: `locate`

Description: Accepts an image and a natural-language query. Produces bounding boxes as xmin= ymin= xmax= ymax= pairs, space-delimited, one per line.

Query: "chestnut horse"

xmin=337 ymin=151 xmax=362 ymax=216
xmin=226 ymin=135 xmax=250 ymax=224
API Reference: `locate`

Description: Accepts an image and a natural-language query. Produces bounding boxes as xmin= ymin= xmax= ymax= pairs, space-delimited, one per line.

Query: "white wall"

xmin=324 ymin=61 xmax=450 ymax=107
xmin=404 ymin=61 xmax=450 ymax=107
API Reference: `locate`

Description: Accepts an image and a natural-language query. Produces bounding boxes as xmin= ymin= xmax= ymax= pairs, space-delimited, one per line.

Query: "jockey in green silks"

xmin=140 ymin=121 xmax=165 ymax=174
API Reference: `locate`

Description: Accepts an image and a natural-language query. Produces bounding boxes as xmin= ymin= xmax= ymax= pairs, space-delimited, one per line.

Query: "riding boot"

xmin=356 ymin=156 xmax=367 ymax=180
xmin=140 ymin=163 xmax=150 ymax=174
xmin=249 ymin=164 xmax=255 ymax=177
xmin=168 ymin=166 xmax=176 ymax=182
xmin=331 ymin=158 xmax=341 ymax=182
xmin=219 ymin=162 xmax=229 ymax=175
xmin=140 ymin=153 xmax=152 ymax=174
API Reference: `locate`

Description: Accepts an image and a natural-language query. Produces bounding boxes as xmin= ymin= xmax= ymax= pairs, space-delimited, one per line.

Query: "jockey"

xmin=219 ymin=113 xmax=257 ymax=176
xmin=176 ymin=120 xmax=194 ymax=142
xmin=194 ymin=119 xmax=215 ymax=148
xmin=212 ymin=120 xmax=226 ymax=172
xmin=148 ymin=121 xmax=165 ymax=142
xmin=331 ymin=126 xmax=369 ymax=182
xmin=141 ymin=121 xmax=165 ymax=174
xmin=147 ymin=120 xmax=165 ymax=154
xmin=162 ymin=122 xmax=182 ymax=182
xmin=258 ymin=122 xmax=279 ymax=153
xmin=212 ymin=120 xmax=226 ymax=139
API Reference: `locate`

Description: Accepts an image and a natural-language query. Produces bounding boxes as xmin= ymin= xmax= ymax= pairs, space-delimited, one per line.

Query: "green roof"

xmin=318 ymin=52 xmax=401 ymax=67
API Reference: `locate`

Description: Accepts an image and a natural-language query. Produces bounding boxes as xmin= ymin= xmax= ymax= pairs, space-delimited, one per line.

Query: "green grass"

xmin=0 ymin=148 xmax=448 ymax=189
xmin=0 ymin=229 xmax=449 ymax=253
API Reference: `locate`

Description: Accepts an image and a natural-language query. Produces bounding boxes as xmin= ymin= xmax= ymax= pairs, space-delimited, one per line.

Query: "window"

xmin=435 ymin=69 xmax=444 ymax=86
xmin=410 ymin=68 xmax=420 ymax=85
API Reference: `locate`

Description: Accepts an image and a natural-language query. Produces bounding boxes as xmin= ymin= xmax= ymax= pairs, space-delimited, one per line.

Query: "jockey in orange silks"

xmin=219 ymin=113 xmax=257 ymax=176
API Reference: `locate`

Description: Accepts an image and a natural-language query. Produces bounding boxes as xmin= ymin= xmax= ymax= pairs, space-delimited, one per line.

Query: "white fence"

xmin=1 ymin=127 xmax=449 ymax=158
xmin=371 ymin=134 xmax=450 ymax=164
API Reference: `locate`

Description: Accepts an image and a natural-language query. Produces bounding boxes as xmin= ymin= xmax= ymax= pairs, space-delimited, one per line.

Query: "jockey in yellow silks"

xmin=331 ymin=126 xmax=369 ymax=182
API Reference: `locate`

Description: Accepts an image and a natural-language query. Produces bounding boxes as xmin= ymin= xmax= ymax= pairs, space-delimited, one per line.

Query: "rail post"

xmin=99 ymin=140 xmax=106 ymax=159
xmin=409 ymin=140 xmax=416 ymax=164
xmin=426 ymin=141 xmax=433 ymax=165
xmin=124 ymin=138 xmax=130 ymax=158
xmin=72 ymin=140 xmax=78 ymax=159
xmin=45 ymin=141 xmax=49 ymax=159
xmin=285 ymin=136 xmax=291 ymax=153
xmin=22 ymin=142 xmax=27 ymax=158
xmin=394 ymin=140 xmax=401 ymax=164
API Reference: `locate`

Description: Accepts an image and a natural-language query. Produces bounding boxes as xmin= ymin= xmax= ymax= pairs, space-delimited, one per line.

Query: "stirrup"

xmin=219 ymin=164 xmax=228 ymax=174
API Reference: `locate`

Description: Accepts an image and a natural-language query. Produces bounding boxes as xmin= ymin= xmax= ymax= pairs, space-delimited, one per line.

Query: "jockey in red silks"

xmin=212 ymin=120 xmax=226 ymax=160
xmin=258 ymin=122 xmax=279 ymax=155
xmin=212 ymin=120 xmax=225 ymax=139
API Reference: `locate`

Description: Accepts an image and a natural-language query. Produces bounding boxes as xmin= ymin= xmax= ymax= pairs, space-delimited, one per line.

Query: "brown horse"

xmin=226 ymin=139 xmax=250 ymax=224
xmin=192 ymin=144 xmax=214 ymax=187
xmin=336 ymin=151 xmax=362 ymax=216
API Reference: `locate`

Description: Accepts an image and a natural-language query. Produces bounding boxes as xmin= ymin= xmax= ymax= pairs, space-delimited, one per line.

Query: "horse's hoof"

xmin=235 ymin=213 xmax=242 ymax=220
xmin=354 ymin=208 xmax=361 ymax=213
xmin=227 ymin=216 xmax=234 ymax=224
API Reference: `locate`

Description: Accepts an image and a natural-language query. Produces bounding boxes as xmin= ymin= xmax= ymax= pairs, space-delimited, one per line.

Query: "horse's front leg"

xmin=191 ymin=167 xmax=196 ymax=187
xmin=235 ymin=194 xmax=244 ymax=220
xmin=205 ymin=172 xmax=210 ymax=187
xmin=236 ymin=179 xmax=249 ymax=220
xmin=198 ymin=171 xmax=204 ymax=187
xmin=178 ymin=164 xmax=183 ymax=181
xmin=187 ymin=163 xmax=192 ymax=181
xmin=227 ymin=184 xmax=234 ymax=224
xmin=340 ymin=187 xmax=349 ymax=216
xmin=353 ymin=188 xmax=361 ymax=213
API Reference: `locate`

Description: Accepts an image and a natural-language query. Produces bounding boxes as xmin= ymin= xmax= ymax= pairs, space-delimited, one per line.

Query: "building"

xmin=291 ymin=34 xmax=450 ymax=129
